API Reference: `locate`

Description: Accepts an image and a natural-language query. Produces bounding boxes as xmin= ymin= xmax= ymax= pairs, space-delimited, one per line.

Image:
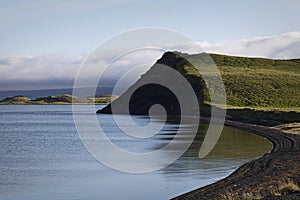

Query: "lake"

xmin=0 ymin=105 xmax=272 ymax=200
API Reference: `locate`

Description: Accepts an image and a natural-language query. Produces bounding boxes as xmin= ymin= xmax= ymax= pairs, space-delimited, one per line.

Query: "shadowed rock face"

xmin=129 ymin=83 xmax=181 ymax=116
xmin=97 ymin=51 xmax=205 ymax=116
xmin=101 ymin=83 xmax=182 ymax=116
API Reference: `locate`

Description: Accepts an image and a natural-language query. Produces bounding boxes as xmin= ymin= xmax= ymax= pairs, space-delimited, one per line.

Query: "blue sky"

xmin=1 ymin=0 xmax=300 ymax=55
xmin=0 ymin=0 xmax=300 ymax=91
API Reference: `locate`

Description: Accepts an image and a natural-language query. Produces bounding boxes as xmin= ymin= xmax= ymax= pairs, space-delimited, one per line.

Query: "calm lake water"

xmin=0 ymin=105 xmax=272 ymax=200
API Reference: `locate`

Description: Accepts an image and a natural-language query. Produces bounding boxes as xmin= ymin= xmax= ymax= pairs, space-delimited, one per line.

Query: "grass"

xmin=154 ymin=52 xmax=300 ymax=122
xmin=222 ymin=188 xmax=262 ymax=200
xmin=271 ymin=178 xmax=300 ymax=197
xmin=226 ymin=108 xmax=300 ymax=123
xmin=219 ymin=67 xmax=300 ymax=108
xmin=162 ymin=52 xmax=300 ymax=122
xmin=221 ymin=179 xmax=299 ymax=199
xmin=177 ymin=53 xmax=300 ymax=109
xmin=210 ymin=53 xmax=300 ymax=74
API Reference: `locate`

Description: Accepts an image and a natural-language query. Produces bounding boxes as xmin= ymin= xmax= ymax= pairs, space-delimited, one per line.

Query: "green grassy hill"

xmin=201 ymin=54 xmax=300 ymax=109
xmin=98 ymin=52 xmax=300 ymax=122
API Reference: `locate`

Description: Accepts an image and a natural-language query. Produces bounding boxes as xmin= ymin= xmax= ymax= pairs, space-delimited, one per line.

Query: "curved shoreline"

xmin=172 ymin=119 xmax=300 ymax=199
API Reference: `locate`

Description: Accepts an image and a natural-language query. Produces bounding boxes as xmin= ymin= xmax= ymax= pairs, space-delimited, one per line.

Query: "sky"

xmin=0 ymin=0 xmax=300 ymax=91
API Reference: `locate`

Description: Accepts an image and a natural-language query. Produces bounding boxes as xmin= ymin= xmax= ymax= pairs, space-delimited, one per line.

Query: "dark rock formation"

xmin=97 ymin=51 xmax=206 ymax=116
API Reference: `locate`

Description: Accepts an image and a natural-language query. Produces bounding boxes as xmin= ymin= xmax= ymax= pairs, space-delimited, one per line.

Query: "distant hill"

xmin=0 ymin=94 xmax=118 ymax=105
xmin=0 ymin=88 xmax=74 ymax=99
xmin=98 ymin=52 xmax=300 ymax=115
xmin=32 ymin=94 xmax=76 ymax=104
xmin=0 ymin=87 xmax=122 ymax=99
xmin=0 ymin=95 xmax=32 ymax=104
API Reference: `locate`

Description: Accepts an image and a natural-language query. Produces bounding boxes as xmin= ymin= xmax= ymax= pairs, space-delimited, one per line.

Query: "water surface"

xmin=0 ymin=105 xmax=272 ymax=200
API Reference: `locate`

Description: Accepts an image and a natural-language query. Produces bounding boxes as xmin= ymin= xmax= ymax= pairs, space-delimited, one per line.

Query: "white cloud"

xmin=0 ymin=31 xmax=299 ymax=90
xmin=155 ymin=31 xmax=300 ymax=59
xmin=197 ymin=31 xmax=300 ymax=59
xmin=0 ymin=49 xmax=162 ymax=90
xmin=0 ymin=55 xmax=84 ymax=82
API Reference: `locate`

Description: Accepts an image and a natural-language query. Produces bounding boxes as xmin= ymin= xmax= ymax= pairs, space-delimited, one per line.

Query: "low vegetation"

xmin=170 ymin=53 xmax=300 ymax=122
xmin=270 ymin=178 xmax=300 ymax=197
xmin=158 ymin=52 xmax=300 ymax=109
xmin=202 ymin=54 xmax=300 ymax=109
xmin=221 ymin=179 xmax=300 ymax=200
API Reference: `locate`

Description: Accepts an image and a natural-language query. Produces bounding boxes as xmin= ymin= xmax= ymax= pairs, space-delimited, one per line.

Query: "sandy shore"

xmin=172 ymin=118 xmax=300 ymax=200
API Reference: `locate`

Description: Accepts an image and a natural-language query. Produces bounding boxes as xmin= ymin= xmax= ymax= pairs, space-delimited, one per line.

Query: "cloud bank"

xmin=199 ymin=31 xmax=300 ymax=59
xmin=0 ymin=55 xmax=84 ymax=90
xmin=166 ymin=31 xmax=300 ymax=59
xmin=0 ymin=31 xmax=299 ymax=91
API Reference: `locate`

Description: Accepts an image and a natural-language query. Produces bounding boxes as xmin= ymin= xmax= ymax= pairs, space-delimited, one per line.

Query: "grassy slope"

xmin=176 ymin=53 xmax=300 ymax=122
xmin=206 ymin=54 xmax=300 ymax=109
xmin=220 ymin=67 xmax=300 ymax=108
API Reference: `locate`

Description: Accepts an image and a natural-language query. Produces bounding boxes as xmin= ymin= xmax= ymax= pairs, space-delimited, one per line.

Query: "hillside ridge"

xmin=98 ymin=52 xmax=300 ymax=115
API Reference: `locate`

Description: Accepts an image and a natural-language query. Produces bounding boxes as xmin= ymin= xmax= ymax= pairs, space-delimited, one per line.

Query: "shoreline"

xmin=172 ymin=118 xmax=300 ymax=199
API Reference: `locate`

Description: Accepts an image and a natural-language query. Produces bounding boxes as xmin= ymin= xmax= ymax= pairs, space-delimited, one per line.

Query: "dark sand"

xmin=172 ymin=118 xmax=300 ymax=200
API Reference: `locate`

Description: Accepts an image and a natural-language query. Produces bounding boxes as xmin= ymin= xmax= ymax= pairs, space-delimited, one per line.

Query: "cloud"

xmin=198 ymin=31 xmax=300 ymax=59
xmin=0 ymin=55 xmax=84 ymax=81
xmin=159 ymin=31 xmax=300 ymax=59
xmin=0 ymin=49 xmax=162 ymax=90
xmin=0 ymin=55 xmax=85 ymax=90
xmin=0 ymin=31 xmax=299 ymax=91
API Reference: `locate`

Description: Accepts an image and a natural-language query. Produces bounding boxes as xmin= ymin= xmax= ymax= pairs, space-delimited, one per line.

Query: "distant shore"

xmin=0 ymin=94 xmax=118 ymax=105
xmin=173 ymin=117 xmax=300 ymax=200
